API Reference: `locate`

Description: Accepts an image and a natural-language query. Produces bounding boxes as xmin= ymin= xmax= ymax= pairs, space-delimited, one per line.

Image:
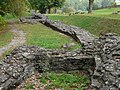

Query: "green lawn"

xmin=15 ymin=23 xmax=80 ymax=50
xmin=86 ymin=7 xmax=120 ymax=20
xmin=48 ymin=14 xmax=120 ymax=36
xmin=0 ymin=26 xmax=13 ymax=48
xmin=93 ymin=7 xmax=120 ymax=15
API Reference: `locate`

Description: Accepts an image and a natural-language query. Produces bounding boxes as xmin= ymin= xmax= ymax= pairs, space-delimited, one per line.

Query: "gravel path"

xmin=0 ymin=28 xmax=26 ymax=56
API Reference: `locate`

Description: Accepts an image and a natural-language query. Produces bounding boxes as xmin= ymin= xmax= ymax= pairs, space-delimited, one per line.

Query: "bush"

xmin=3 ymin=13 xmax=17 ymax=20
xmin=57 ymin=10 xmax=62 ymax=14
xmin=0 ymin=10 xmax=5 ymax=16
xmin=62 ymin=7 xmax=76 ymax=14
xmin=0 ymin=15 xmax=6 ymax=25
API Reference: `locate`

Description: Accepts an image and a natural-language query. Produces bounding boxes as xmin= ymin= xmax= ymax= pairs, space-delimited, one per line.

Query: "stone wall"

xmin=0 ymin=13 xmax=119 ymax=90
xmin=0 ymin=46 xmax=47 ymax=90
xmin=0 ymin=46 xmax=95 ymax=90
xmin=1 ymin=33 xmax=120 ymax=90
xmin=90 ymin=33 xmax=120 ymax=90
xmin=44 ymin=19 xmax=94 ymax=46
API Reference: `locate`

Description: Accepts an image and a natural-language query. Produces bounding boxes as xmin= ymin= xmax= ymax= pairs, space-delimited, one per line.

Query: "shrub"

xmin=0 ymin=10 xmax=5 ymax=16
xmin=62 ymin=7 xmax=76 ymax=14
xmin=3 ymin=13 xmax=17 ymax=20
xmin=0 ymin=15 xmax=6 ymax=25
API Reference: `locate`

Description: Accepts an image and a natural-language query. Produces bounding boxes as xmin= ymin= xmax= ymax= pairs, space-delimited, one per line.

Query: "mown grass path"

xmin=0 ymin=26 xmax=26 ymax=57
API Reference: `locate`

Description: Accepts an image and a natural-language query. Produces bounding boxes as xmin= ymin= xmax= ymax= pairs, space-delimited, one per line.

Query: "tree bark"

xmin=54 ymin=8 xmax=57 ymax=14
xmin=88 ymin=0 xmax=94 ymax=13
xmin=48 ymin=7 xmax=51 ymax=14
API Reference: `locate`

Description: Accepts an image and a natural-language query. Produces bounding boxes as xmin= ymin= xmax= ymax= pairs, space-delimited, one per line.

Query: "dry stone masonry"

xmin=90 ymin=33 xmax=120 ymax=90
xmin=0 ymin=46 xmax=95 ymax=90
xmin=0 ymin=13 xmax=119 ymax=90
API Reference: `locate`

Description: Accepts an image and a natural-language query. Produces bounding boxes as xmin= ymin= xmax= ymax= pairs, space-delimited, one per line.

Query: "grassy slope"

xmin=93 ymin=7 xmax=120 ymax=15
xmin=48 ymin=15 xmax=120 ymax=36
xmin=15 ymin=23 xmax=80 ymax=50
xmin=88 ymin=7 xmax=120 ymax=20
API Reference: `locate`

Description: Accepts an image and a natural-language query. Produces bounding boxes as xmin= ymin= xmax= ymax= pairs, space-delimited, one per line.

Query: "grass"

xmin=0 ymin=48 xmax=13 ymax=59
xmin=0 ymin=25 xmax=13 ymax=59
xmin=24 ymin=83 xmax=34 ymax=89
xmin=3 ymin=13 xmax=18 ymax=20
xmin=39 ymin=72 xmax=90 ymax=90
xmin=93 ymin=7 xmax=120 ymax=15
xmin=0 ymin=26 xmax=13 ymax=48
xmin=48 ymin=14 xmax=120 ymax=36
xmin=3 ymin=12 xmax=31 ymax=22
xmin=0 ymin=32 xmax=13 ymax=47
xmin=15 ymin=23 xmax=80 ymax=50
xmin=85 ymin=7 xmax=120 ymax=20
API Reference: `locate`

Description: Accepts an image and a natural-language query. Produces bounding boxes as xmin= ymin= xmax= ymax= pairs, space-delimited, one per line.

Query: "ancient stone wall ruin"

xmin=91 ymin=33 xmax=120 ymax=90
xmin=0 ymin=14 xmax=119 ymax=90
xmin=0 ymin=46 xmax=95 ymax=90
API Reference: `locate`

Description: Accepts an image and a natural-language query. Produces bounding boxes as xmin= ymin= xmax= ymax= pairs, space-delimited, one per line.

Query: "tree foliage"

xmin=0 ymin=0 xmax=116 ymax=16
xmin=6 ymin=0 xmax=29 ymax=16
xmin=29 ymin=0 xmax=65 ymax=14
xmin=0 ymin=0 xmax=29 ymax=16
xmin=62 ymin=6 xmax=75 ymax=13
xmin=0 ymin=0 xmax=7 ymax=16
xmin=64 ymin=0 xmax=115 ymax=11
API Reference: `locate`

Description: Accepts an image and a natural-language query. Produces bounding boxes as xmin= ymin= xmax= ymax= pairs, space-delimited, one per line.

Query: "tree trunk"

xmin=48 ymin=7 xmax=51 ymax=14
xmin=88 ymin=0 xmax=94 ymax=13
xmin=40 ymin=9 xmax=47 ymax=14
xmin=54 ymin=8 xmax=57 ymax=14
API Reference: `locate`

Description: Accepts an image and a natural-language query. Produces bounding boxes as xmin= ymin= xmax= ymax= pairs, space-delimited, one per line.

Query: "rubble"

xmin=0 ymin=46 xmax=95 ymax=90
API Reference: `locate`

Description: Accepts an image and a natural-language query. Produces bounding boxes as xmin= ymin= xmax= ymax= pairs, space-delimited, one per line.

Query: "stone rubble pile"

xmin=0 ymin=46 xmax=47 ymax=90
xmin=0 ymin=46 xmax=95 ymax=90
